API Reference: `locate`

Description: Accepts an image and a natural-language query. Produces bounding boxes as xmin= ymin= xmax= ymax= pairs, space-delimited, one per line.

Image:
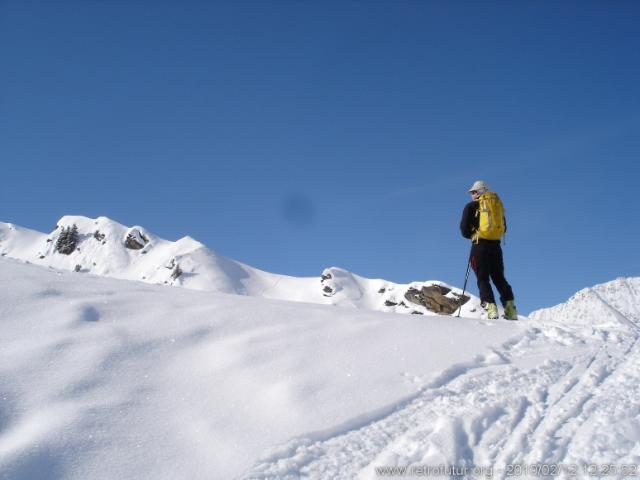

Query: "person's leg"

xmin=471 ymin=242 xmax=496 ymax=304
xmin=488 ymin=244 xmax=514 ymax=305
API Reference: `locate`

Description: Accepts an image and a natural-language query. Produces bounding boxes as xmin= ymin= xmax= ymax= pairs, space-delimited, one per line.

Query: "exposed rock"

xmin=171 ymin=263 xmax=183 ymax=280
xmin=384 ymin=300 xmax=398 ymax=307
xmin=74 ymin=264 xmax=82 ymax=272
xmin=404 ymin=284 xmax=469 ymax=315
xmin=320 ymin=268 xmax=338 ymax=297
xmin=55 ymin=224 xmax=79 ymax=255
xmin=378 ymin=287 xmax=386 ymax=294
xmin=125 ymin=229 xmax=149 ymax=250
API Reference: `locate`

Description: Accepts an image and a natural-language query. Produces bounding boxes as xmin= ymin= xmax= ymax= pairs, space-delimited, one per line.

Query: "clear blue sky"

xmin=2 ymin=1 xmax=639 ymax=314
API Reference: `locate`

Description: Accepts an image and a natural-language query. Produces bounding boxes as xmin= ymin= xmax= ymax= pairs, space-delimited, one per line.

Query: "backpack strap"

xmin=472 ymin=202 xmax=480 ymax=243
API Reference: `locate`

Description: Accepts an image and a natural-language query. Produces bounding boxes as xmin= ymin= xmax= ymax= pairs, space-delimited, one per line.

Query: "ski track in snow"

xmin=243 ymin=311 xmax=640 ymax=479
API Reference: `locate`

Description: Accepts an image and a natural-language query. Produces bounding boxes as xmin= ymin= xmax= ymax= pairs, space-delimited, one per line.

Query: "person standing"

xmin=459 ymin=180 xmax=518 ymax=320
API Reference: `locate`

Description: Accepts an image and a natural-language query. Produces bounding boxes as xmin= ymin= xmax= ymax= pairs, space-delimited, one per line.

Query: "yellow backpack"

xmin=473 ymin=192 xmax=505 ymax=241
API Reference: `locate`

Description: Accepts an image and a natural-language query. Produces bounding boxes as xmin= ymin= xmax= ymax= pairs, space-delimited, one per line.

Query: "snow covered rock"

xmin=54 ymin=224 xmax=79 ymax=255
xmin=404 ymin=284 xmax=469 ymax=315
xmin=124 ymin=227 xmax=149 ymax=250
xmin=320 ymin=268 xmax=336 ymax=296
xmin=0 ymin=215 xmax=484 ymax=318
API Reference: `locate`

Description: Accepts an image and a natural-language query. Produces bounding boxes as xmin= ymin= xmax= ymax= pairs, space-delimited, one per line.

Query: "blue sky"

xmin=1 ymin=1 xmax=639 ymax=314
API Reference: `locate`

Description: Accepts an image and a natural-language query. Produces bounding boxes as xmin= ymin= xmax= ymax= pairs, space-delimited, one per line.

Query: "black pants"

xmin=470 ymin=240 xmax=514 ymax=305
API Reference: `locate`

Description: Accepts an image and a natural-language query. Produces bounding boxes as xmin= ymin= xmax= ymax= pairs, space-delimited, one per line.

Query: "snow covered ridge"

xmin=529 ymin=277 xmax=640 ymax=331
xmin=0 ymin=215 xmax=482 ymax=317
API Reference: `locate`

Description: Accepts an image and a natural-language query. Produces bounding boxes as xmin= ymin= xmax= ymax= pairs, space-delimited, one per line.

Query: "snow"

xmin=0 ymin=257 xmax=518 ymax=479
xmin=0 ymin=215 xmax=485 ymax=318
xmin=1 ymin=256 xmax=639 ymax=479
xmin=529 ymin=277 xmax=640 ymax=331
xmin=2 ymin=216 xmax=640 ymax=479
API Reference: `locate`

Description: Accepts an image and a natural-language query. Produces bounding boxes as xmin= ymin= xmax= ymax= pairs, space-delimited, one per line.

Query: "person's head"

xmin=468 ymin=180 xmax=489 ymax=199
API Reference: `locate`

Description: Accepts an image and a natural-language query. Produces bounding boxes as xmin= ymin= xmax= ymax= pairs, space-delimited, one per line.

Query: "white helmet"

xmin=468 ymin=180 xmax=489 ymax=194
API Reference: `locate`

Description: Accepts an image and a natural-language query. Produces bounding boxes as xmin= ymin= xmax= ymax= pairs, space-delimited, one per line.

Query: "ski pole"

xmin=456 ymin=257 xmax=472 ymax=317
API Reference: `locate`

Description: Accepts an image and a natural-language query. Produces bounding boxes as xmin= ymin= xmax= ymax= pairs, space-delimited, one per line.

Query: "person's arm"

xmin=459 ymin=202 xmax=477 ymax=239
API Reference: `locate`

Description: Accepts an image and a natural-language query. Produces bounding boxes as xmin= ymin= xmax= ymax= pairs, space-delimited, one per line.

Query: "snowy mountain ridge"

xmin=529 ymin=276 xmax=640 ymax=332
xmin=0 ymin=215 xmax=482 ymax=317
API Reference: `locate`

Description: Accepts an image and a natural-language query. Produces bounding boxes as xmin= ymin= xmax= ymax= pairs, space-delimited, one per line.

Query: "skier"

xmin=459 ymin=180 xmax=518 ymax=320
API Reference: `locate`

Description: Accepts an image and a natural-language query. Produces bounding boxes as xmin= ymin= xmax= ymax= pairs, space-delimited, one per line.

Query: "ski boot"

xmin=503 ymin=300 xmax=518 ymax=321
xmin=483 ymin=302 xmax=499 ymax=320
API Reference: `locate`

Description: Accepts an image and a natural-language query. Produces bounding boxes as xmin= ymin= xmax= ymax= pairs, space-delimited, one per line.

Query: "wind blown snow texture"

xmin=0 ymin=216 xmax=484 ymax=318
xmin=0 ymin=256 xmax=639 ymax=479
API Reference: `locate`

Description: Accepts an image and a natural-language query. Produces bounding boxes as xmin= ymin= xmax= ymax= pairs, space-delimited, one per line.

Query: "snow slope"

xmin=248 ymin=278 xmax=640 ymax=479
xmin=0 ymin=216 xmax=483 ymax=317
xmin=0 ymin=257 xmax=517 ymax=479
xmin=1 ymin=257 xmax=639 ymax=479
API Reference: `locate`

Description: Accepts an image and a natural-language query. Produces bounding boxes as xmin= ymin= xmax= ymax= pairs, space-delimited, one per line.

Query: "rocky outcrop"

xmin=165 ymin=258 xmax=183 ymax=281
xmin=55 ymin=224 xmax=79 ymax=255
xmin=125 ymin=229 xmax=149 ymax=250
xmin=170 ymin=263 xmax=183 ymax=280
xmin=404 ymin=284 xmax=469 ymax=315
xmin=320 ymin=269 xmax=336 ymax=297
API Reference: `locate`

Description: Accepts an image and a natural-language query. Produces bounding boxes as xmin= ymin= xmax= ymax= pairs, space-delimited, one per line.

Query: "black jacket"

xmin=459 ymin=200 xmax=507 ymax=240
xmin=460 ymin=201 xmax=479 ymax=239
